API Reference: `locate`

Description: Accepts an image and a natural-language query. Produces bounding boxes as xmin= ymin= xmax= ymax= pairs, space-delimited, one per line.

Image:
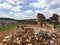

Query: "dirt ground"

xmin=0 ymin=27 xmax=17 ymax=43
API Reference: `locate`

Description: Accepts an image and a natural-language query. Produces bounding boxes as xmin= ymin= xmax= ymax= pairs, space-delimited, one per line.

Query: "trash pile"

xmin=2 ymin=25 xmax=60 ymax=45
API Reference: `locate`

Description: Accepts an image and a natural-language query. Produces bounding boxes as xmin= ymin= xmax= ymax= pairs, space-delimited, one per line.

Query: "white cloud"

xmin=6 ymin=0 xmax=15 ymax=4
xmin=34 ymin=10 xmax=42 ymax=14
xmin=20 ymin=15 xmax=35 ymax=20
xmin=0 ymin=14 xmax=10 ymax=18
xmin=46 ymin=0 xmax=60 ymax=5
xmin=11 ymin=5 xmax=22 ymax=12
xmin=41 ymin=7 xmax=60 ymax=18
xmin=24 ymin=10 xmax=33 ymax=14
xmin=30 ymin=0 xmax=47 ymax=8
xmin=15 ymin=0 xmax=25 ymax=4
xmin=24 ymin=10 xmax=42 ymax=15
xmin=21 ymin=10 xmax=41 ymax=20
xmin=8 ymin=12 xmax=26 ymax=20
xmin=0 ymin=13 xmax=22 ymax=20
xmin=0 ymin=2 xmax=22 ymax=12
xmin=54 ymin=8 xmax=60 ymax=13
xmin=0 ymin=3 xmax=12 ymax=9
xmin=30 ymin=0 xmax=60 ymax=8
xmin=24 ymin=7 xmax=60 ymax=19
xmin=6 ymin=0 xmax=25 ymax=4
xmin=29 ymin=0 xmax=60 ymax=19
xmin=9 ymin=12 xmax=13 ymax=14
xmin=0 ymin=7 xmax=60 ymax=20
xmin=0 ymin=0 xmax=60 ymax=20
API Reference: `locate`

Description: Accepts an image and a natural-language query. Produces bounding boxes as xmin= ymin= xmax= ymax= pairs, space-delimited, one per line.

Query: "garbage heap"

xmin=2 ymin=26 xmax=60 ymax=45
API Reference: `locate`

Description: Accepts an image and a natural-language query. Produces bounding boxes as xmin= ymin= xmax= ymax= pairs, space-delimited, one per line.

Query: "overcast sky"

xmin=0 ymin=0 xmax=60 ymax=20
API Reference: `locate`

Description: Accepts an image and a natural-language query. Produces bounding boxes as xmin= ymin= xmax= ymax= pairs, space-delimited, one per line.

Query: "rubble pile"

xmin=2 ymin=25 xmax=60 ymax=45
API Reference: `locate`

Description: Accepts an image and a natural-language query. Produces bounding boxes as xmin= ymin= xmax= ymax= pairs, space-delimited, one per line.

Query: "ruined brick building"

xmin=50 ymin=14 xmax=60 ymax=25
xmin=36 ymin=13 xmax=45 ymax=27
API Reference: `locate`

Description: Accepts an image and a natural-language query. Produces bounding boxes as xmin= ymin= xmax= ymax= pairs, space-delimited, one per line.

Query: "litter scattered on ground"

xmin=1 ymin=25 xmax=60 ymax=45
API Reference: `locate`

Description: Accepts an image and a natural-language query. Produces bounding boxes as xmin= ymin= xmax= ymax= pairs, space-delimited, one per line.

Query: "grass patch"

xmin=0 ymin=22 xmax=21 ymax=31
xmin=55 ymin=24 xmax=60 ymax=28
